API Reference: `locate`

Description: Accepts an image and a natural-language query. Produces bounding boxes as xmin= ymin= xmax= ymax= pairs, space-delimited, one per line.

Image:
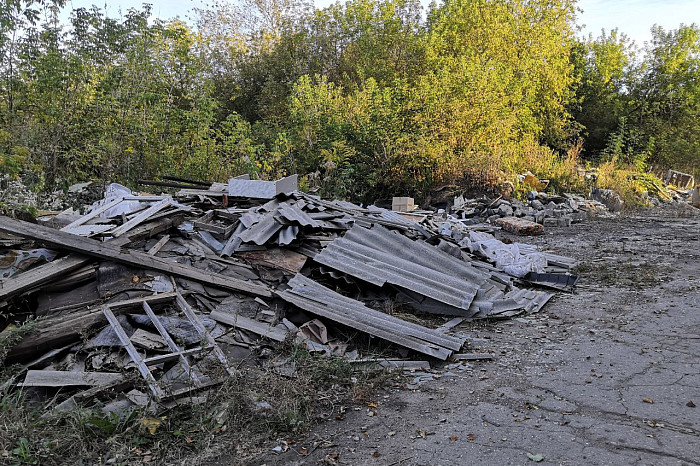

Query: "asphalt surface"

xmin=258 ymin=210 xmax=700 ymax=466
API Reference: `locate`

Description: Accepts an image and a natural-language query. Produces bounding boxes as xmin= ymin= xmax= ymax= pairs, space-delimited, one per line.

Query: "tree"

xmin=570 ymin=29 xmax=636 ymax=157
xmin=632 ymin=24 xmax=700 ymax=173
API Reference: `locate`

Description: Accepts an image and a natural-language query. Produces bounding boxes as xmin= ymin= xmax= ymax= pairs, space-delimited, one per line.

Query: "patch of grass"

xmin=0 ymin=319 xmax=36 ymax=366
xmin=0 ymin=344 xmax=396 ymax=465
xmin=574 ymin=261 xmax=673 ymax=288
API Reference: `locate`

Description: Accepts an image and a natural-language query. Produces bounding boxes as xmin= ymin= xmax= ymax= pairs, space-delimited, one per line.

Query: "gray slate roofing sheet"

xmin=313 ymin=225 xmax=494 ymax=313
xmin=277 ymin=274 xmax=466 ymax=360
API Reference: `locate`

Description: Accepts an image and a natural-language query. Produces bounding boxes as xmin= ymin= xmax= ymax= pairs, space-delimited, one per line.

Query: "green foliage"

xmin=632 ymin=24 xmax=700 ymax=175
xmin=571 ymin=29 xmax=636 ymax=156
xmin=600 ymin=116 xmax=653 ymax=171
xmin=0 ymin=0 xmax=697 ymax=202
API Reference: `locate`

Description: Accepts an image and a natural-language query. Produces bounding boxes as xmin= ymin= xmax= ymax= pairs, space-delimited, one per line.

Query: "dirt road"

xmin=259 ymin=209 xmax=700 ymax=466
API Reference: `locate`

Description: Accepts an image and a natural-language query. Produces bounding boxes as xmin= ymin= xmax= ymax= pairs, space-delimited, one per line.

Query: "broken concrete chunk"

xmin=591 ymin=188 xmax=624 ymax=211
xmin=495 ymin=217 xmax=544 ymax=236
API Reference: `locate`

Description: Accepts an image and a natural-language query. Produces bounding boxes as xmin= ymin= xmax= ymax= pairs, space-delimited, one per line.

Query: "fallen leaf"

xmin=299 ymin=447 xmax=308 ymax=456
xmin=449 ymin=435 xmax=458 ymax=441
xmin=527 ymin=453 xmax=544 ymax=462
xmin=643 ymin=397 xmax=654 ymax=404
xmin=467 ymin=433 xmax=476 ymax=441
xmin=140 ymin=418 xmax=161 ymax=435
xmin=368 ymin=402 xmax=378 ymax=408
xmin=687 ymin=401 xmax=696 ymax=408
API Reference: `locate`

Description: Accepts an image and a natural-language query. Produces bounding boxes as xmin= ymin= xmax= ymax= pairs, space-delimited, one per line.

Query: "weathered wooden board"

xmin=5 ymin=292 xmax=180 ymax=362
xmin=210 ymin=310 xmax=288 ymax=342
xmin=0 ymin=216 xmax=271 ymax=298
xmin=22 ymin=370 xmax=122 ymax=387
xmin=0 ymin=255 xmax=89 ymax=301
xmin=0 ymin=217 xmax=178 ymax=303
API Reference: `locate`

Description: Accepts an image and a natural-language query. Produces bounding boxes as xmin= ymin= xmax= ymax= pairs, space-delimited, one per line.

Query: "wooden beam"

xmin=0 ymin=216 xmax=271 ymax=298
xmin=0 ymin=217 xmax=179 ymax=304
xmin=111 ymin=198 xmax=171 ymax=237
xmin=0 ymin=255 xmax=88 ymax=302
xmin=5 ymin=292 xmax=180 ymax=362
xmin=210 ymin=310 xmax=288 ymax=342
xmin=60 ymin=196 xmax=125 ymax=231
xmin=22 ymin=370 xmax=123 ymax=387
xmin=103 ymin=306 xmax=164 ymax=398
xmin=146 ymin=235 xmax=170 ymax=255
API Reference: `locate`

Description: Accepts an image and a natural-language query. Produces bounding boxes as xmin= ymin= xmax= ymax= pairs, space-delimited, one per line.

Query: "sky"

xmin=62 ymin=0 xmax=700 ymax=46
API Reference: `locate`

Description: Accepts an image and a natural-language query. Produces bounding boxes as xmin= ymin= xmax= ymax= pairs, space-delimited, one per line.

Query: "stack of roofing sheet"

xmin=277 ymin=274 xmax=467 ymax=360
xmin=313 ymin=224 xmax=553 ymax=317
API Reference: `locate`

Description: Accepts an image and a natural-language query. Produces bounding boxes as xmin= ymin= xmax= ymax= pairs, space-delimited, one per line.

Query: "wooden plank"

xmin=22 ymin=370 xmax=122 ymax=387
xmin=142 ymin=301 xmax=198 ymax=384
xmin=176 ymin=293 xmax=234 ymax=375
xmin=103 ymin=306 xmax=164 ymax=399
xmin=147 ymin=235 xmax=170 ymax=255
xmin=452 ymin=353 xmax=494 ymax=361
xmin=277 ymin=290 xmax=452 ymax=360
xmin=210 ymin=310 xmax=288 ymax=342
xmin=144 ymin=348 xmax=203 ymax=366
xmin=350 ymin=359 xmax=431 ymax=371
xmin=60 ymin=196 xmax=125 ymax=231
xmin=177 ymin=189 xmax=226 ymax=197
xmin=0 ymin=216 xmax=178 ymax=303
xmin=44 ymin=264 xmax=97 ymax=290
xmin=130 ymin=329 xmax=167 ymax=349
xmin=0 ymin=255 xmax=88 ymax=301
xmin=6 ymin=292 xmax=180 ymax=362
xmin=52 ymin=379 xmax=133 ymax=413
xmin=435 ymin=317 xmax=466 ymax=333
xmin=111 ymin=198 xmax=171 ymax=237
xmin=289 ymin=283 xmax=464 ymax=350
xmin=239 ymin=248 xmax=307 ymax=274
xmin=0 ymin=216 xmax=272 ymax=298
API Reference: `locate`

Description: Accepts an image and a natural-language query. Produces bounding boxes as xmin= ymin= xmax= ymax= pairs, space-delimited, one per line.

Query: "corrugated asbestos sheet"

xmin=277 ymin=274 xmax=467 ymax=360
xmin=313 ymin=224 xmax=552 ymax=317
xmin=221 ymin=195 xmax=428 ymax=256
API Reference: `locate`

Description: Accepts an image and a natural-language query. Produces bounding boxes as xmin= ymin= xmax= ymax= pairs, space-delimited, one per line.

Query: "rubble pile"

xmin=452 ymin=192 xmax=612 ymax=228
xmin=1 ymin=176 xmax=580 ymax=415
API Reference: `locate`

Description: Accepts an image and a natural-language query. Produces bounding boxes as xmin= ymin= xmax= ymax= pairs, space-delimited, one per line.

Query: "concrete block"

xmin=392 ymin=197 xmax=415 ymax=212
xmin=495 ymin=216 xmax=544 ymax=235
xmin=497 ymin=204 xmax=514 ymax=217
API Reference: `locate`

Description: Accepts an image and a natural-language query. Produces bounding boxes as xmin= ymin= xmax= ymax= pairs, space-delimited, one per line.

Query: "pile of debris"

xmin=0 ymin=175 xmax=578 ymax=415
xmin=452 ymin=192 xmax=611 ymax=228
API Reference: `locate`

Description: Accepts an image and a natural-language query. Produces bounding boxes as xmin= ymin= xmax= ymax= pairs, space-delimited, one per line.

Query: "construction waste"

xmin=0 ymin=170 xmax=691 ymax=416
